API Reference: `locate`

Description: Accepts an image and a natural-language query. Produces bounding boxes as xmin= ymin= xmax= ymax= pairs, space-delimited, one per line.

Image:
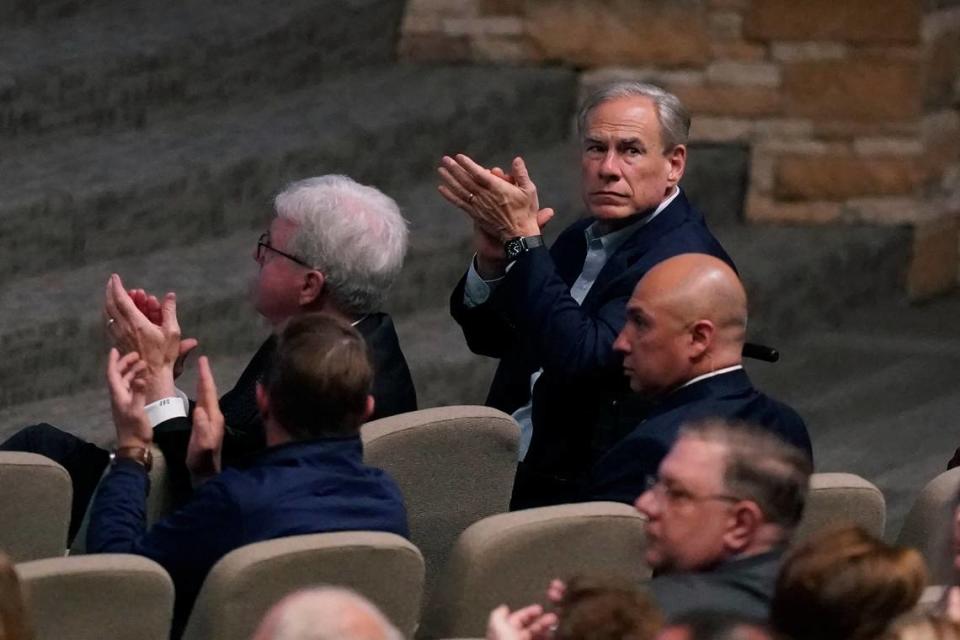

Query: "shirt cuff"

xmin=145 ymin=393 xmax=188 ymax=428
xmin=463 ymin=255 xmax=506 ymax=308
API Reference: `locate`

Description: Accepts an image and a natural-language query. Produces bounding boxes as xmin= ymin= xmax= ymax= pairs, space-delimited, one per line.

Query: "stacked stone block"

xmin=399 ymin=0 xmax=960 ymax=298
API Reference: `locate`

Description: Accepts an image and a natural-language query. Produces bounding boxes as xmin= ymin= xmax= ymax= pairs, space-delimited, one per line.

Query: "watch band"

xmin=504 ymin=235 xmax=544 ymax=260
xmin=111 ymin=446 xmax=153 ymax=472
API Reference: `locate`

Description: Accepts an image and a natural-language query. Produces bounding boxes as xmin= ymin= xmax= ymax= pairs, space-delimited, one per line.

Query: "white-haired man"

xmin=3 ymin=175 xmax=416 ymax=523
xmin=252 ymin=588 xmax=403 ymax=640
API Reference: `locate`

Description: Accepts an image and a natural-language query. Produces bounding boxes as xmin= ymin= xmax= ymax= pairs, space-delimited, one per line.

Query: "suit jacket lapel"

xmin=550 ymin=218 xmax=591 ymax=288
xmin=581 ymin=191 xmax=694 ymax=309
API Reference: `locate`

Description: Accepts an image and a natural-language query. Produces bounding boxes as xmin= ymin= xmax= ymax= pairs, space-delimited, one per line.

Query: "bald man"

xmin=584 ymin=254 xmax=811 ymax=503
xmin=251 ymin=588 xmax=402 ymax=640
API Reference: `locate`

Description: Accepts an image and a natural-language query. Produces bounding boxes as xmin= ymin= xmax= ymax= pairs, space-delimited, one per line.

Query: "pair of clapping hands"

xmin=486 ymin=580 xmax=566 ymax=640
xmin=103 ymin=273 xmax=223 ymax=483
xmin=437 ymin=155 xmax=555 ymax=277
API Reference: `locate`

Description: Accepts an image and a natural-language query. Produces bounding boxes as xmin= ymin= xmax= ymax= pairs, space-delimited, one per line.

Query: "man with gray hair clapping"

xmin=439 ymin=81 xmax=734 ymax=510
xmin=2 ymin=174 xmax=417 ymax=524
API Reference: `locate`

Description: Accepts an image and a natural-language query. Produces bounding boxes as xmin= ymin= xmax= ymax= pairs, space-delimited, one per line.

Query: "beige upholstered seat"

xmin=792 ymin=472 xmax=886 ymax=544
xmin=16 ymin=554 xmax=174 ymax=640
xmin=361 ymin=406 xmax=519 ymax=598
xmin=0 ymin=452 xmax=72 ymax=561
xmin=420 ymin=501 xmax=649 ymax=640
xmin=897 ymin=466 xmax=960 ymax=585
xmin=181 ymin=531 xmax=425 ymax=640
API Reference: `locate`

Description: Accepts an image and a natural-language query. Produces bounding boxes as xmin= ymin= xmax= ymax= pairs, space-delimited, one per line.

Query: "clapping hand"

xmin=105 ymin=348 xmax=152 ymax=449
xmin=125 ymin=287 xmax=199 ymax=380
xmin=486 ymin=604 xmax=558 ymax=640
xmin=104 ymin=274 xmax=182 ymax=402
xmin=185 ymin=356 xmax=224 ymax=486
xmin=439 ymin=156 xmax=554 ymax=278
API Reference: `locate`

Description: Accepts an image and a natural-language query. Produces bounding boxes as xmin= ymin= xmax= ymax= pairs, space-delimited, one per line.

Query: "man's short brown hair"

xmin=262 ymin=313 xmax=373 ymax=439
xmin=679 ymin=419 xmax=813 ymax=533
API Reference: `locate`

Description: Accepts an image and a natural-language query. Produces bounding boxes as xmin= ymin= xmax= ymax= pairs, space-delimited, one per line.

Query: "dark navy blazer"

xmin=88 ymin=436 xmax=408 ymax=638
xmin=451 ymin=190 xmax=734 ymax=509
xmin=584 ymin=369 xmax=813 ymax=504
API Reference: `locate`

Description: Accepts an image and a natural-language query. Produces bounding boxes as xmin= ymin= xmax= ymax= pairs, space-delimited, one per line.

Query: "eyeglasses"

xmin=643 ymin=476 xmax=743 ymax=505
xmin=256 ymin=233 xmax=314 ymax=269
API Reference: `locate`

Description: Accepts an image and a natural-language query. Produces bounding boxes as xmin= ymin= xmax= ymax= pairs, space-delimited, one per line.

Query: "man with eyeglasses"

xmin=2 ymin=175 xmax=417 ymax=533
xmin=635 ymin=419 xmax=812 ymax=620
xmin=519 ymin=419 xmax=811 ymax=624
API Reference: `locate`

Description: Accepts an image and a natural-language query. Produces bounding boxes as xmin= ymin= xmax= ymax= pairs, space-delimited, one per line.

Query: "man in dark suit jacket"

xmin=89 ymin=313 xmax=408 ymax=639
xmin=635 ymin=420 xmax=811 ymax=621
xmin=584 ymin=253 xmax=811 ymax=503
xmin=2 ymin=175 xmax=416 ymax=532
xmin=439 ymin=81 xmax=733 ymax=508
xmin=496 ymin=420 xmax=813 ymax=627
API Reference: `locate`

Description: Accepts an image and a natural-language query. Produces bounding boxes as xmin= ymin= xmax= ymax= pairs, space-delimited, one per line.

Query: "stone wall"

xmin=399 ymin=0 xmax=960 ymax=298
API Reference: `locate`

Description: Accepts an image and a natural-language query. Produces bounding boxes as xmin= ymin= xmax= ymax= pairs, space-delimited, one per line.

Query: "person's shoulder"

xmin=651 ymin=566 xmax=772 ymax=619
xmin=651 ymin=570 xmax=719 ymax=603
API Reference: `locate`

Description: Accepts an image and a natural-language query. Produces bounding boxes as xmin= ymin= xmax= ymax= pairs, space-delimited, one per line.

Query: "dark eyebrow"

xmin=617 ymin=138 xmax=644 ymax=147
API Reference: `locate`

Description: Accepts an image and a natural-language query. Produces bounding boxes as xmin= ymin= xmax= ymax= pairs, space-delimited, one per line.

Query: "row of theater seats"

xmin=2 ymin=405 xmax=958 ymax=639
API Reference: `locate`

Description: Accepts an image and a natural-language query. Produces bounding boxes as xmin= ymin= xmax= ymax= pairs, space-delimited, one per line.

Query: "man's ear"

xmin=298 ymin=270 xmax=326 ymax=307
xmin=255 ymin=382 xmax=269 ymax=419
xmin=362 ymin=395 xmax=375 ymax=423
xmin=723 ymin=501 xmax=764 ymax=554
xmin=665 ymin=144 xmax=686 ymax=186
xmin=688 ymin=319 xmax=715 ymax=359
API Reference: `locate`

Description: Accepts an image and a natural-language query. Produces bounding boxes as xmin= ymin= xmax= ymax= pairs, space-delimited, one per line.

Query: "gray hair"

xmin=679 ymin=419 xmax=813 ymax=535
xmin=274 ymin=175 xmax=408 ymax=315
xmin=258 ymin=587 xmax=403 ymax=640
xmin=577 ymin=81 xmax=691 ymax=151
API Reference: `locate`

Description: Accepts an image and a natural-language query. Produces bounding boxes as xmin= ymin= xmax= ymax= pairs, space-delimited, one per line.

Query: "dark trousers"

xmin=509 ymin=461 xmax=581 ymax=511
xmin=1 ymin=424 xmax=110 ymax=542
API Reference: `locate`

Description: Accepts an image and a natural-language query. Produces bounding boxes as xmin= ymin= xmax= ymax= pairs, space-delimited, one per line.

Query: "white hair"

xmin=274 ymin=175 xmax=409 ymax=315
xmin=256 ymin=587 xmax=404 ymax=640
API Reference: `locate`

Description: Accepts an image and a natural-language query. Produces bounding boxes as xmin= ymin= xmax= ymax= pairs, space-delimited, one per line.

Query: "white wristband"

xmin=145 ymin=396 xmax=188 ymax=428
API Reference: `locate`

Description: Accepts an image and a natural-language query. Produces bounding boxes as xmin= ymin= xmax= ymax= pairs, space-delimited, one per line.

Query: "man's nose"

xmin=599 ymin=150 xmax=621 ymax=178
xmin=635 ymin=489 xmax=658 ymax=518
xmin=613 ymin=329 xmax=629 ymax=354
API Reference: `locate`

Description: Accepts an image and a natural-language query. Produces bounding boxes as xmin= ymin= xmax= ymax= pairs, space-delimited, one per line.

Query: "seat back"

xmin=0 ymin=452 xmax=72 ymax=561
xmin=420 ymin=502 xmax=649 ymax=639
xmin=361 ymin=406 xmax=519 ymax=598
xmin=897 ymin=467 xmax=960 ymax=585
xmin=792 ymin=472 xmax=886 ymax=544
xmin=16 ymin=554 xmax=174 ymax=640
xmin=181 ymin=531 xmax=425 ymax=640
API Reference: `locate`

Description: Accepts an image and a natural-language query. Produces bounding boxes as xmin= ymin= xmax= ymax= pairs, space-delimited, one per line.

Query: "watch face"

xmin=504 ymin=238 xmax=523 ymax=260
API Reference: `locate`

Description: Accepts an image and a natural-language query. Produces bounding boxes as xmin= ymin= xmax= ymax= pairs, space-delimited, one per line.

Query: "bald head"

xmin=613 ymin=254 xmax=747 ymax=396
xmin=639 ymin=254 xmax=747 ymax=340
xmin=252 ymin=588 xmax=402 ymax=640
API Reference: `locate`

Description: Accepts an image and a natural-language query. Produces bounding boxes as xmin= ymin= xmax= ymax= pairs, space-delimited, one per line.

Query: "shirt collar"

xmin=677 ymin=364 xmax=744 ymax=390
xmin=584 ymin=186 xmax=681 ymax=251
